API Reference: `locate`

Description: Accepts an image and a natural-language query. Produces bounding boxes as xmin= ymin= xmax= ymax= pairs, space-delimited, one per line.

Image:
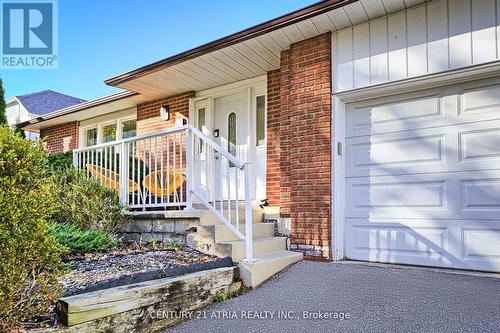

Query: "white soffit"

xmin=116 ymin=0 xmax=427 ymax=99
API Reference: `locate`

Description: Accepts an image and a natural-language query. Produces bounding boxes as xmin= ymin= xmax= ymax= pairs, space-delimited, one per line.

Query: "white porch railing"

xmin=72 ymin=125 xmax=254 ymax=262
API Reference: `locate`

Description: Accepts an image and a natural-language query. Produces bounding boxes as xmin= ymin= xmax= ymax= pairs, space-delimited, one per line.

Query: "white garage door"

xmin=345 ymin=77 xmax=500 ymax=272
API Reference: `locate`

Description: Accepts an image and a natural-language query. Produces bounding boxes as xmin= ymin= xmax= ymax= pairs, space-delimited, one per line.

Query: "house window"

xmin=81 ymin=116 xmax=137 ymax=148
xmin=122 ymin=119 xmax=137 ymax=139
xmin=85 ymin=128 xmax=97 ymax=147
xmin=228 ymin=112 xmax=236 ymax=167
xmin=198 ymin=108 xmax=205 ymax=153
xmin=256 ymin=95 xmax=266 ymax=146
xmin=102 ymin=123 xmax=117 ymax=143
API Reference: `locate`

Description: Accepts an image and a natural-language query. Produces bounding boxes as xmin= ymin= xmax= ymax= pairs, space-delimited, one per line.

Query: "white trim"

xmin=332 ymin=32 xmax=346 ymax=261
xmin=332 ymin=96 xmax=346 ymax=261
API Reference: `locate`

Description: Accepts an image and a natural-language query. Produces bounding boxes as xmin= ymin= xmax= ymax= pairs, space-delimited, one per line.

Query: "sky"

xmin=2 ymin=0 xmax=317 ymax=100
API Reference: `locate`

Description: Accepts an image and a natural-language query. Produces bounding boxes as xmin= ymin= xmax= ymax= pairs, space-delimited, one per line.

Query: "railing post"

xmin=185 ymin=127 xmax=193 ymax=210
xmin=119 ymin=142 xmax=128 ymax=205
xmin=72 ymin=150 xmax=78 ymax=168
xmin=242 ymin=163 xmax=256 ymax=263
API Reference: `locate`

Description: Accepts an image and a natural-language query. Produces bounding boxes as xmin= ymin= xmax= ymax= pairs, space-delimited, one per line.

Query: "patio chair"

xmin=142 ymin=169 xmax=185 ymax=205
xmin=86 ymin=164 xmax=141 ymax=199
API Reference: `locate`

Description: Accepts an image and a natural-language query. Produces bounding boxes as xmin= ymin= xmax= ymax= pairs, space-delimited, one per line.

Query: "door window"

xmin=198 ymin=108 xmax=206 ymax=153
xmin=228 ymin=112 xmax=237 ymax=166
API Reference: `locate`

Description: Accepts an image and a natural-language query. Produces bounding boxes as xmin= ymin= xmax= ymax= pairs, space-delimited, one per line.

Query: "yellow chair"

xmin=86 ymin=164 xmax=141 ymax=195
xmin=142 ymin=170 xmax=185 ymax=203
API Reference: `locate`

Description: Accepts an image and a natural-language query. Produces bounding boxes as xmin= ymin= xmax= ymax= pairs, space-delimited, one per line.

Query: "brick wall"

xmin=136 ymin=91 xmax=195 ymax=136
xmin=266 ymin=33 xmax=332 ymax=260
xmin=40 ymin=121 xmax=79 ymax=153
xmin=266 ymin=69 xmax=281 ymax=207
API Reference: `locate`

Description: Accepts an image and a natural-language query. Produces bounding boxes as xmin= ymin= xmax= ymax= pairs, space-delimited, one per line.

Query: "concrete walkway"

xmin=166 ymin=261 xmax=500 ymax=333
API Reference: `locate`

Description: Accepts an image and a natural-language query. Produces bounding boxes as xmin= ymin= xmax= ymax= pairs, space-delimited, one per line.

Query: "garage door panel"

xmin=347 ymin=119 xmax=500 ymax=178
xmin=348 ymin=224 xmax=447 ymax=255
xmin=459 ymin=126 xmax=500 ymax=162
xmin=347 ymin=133 xmax=445 ymax=177
xmin=460 ymin=81 xmax=500 ymax=117
xmin=347 ymin=92 xmax=446 ymax=137
xmin=462 ymin=228 xmax=500 ymax=261
xmin=347 ymin=170 xmax=500 ymax=220
xmin=346 ymin=219 xmax=500 ymax=271
xmin=462 ymin=178 xmax=500 ymax=211
xmin=347 ymin=79 xmax=500 ymax=138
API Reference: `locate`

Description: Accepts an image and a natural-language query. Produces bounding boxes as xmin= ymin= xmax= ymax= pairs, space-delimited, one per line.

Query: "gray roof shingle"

xmin=16 ymin=90 xmax=85 ymax=116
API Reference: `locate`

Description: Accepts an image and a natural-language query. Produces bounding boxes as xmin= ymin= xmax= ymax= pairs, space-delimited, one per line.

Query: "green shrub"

xmin=0 ymin=126 xmax=64 ymax=331
xmin=52 ymin=167 xmax=129 ymax=234
xmin=47 ymin=151 xmax=73 ymax=172
xmin=49 ymin=223 xmax=119 ymax=254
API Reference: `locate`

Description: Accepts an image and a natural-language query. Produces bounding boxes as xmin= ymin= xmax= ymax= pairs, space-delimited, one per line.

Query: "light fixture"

xmin=160 ymin=105 xmax=170 ymax=121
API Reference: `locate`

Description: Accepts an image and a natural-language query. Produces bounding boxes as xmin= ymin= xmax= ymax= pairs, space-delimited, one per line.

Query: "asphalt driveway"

xmin=166 ymin=261 xmax=500 ymax=333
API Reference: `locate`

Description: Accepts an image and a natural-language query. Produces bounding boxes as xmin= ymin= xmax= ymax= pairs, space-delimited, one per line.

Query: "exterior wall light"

xmin=160 ymin=105 xmax=170 ymax=121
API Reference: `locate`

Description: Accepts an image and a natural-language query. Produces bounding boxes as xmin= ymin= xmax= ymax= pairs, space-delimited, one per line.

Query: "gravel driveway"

xmin=166 ymin=261 xmax=500 ymax=333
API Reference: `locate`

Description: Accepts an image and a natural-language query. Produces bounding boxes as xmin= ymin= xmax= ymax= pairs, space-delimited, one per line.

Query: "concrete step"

xmin=199 ymin=206 xmax=263 ymax=226
xmin=220 ymin=237 xmax=287 ymax=262
xmin=238 ymin=250 xmax=303 ymax=288
xmin=214 ymin=223 xmax=275 ymax=242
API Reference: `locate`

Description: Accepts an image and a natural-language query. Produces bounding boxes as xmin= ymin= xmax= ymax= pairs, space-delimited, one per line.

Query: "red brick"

xmin=40 ymin=121 xmax=79 ymax=153
xmin=266 ymin=33 xmax=332 ymax=260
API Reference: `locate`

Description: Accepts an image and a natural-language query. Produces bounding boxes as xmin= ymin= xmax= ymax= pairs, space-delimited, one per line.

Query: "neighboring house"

xmin=6 ymin=90 xmax=85 ymax=142
xmin=21 ymin=0 xmax=500 ymax=278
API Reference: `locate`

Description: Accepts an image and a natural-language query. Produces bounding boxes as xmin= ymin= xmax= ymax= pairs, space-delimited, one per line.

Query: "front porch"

xmin=72 ymin=115 xmax=302 ymax=286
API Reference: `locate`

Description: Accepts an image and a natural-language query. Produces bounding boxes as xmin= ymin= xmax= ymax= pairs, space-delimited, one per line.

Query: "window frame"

xmin=79 ymin=115 xmax=137 ymax=148
xmin=83 ymin=126 xmax=98 ymax=147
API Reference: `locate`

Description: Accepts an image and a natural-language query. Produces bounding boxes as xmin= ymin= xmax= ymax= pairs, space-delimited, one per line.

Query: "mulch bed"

xmin=60 ymin=244 xmax=232 ymax=297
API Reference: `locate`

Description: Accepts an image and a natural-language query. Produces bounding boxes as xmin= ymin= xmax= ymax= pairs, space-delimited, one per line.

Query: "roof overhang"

xmin=105 ymin=0 xmax=427 ymax=100
xmin=20 ymin=90 xmax=144 ymax=132
xmin=6 ymin=97 xmax=17 ymax=105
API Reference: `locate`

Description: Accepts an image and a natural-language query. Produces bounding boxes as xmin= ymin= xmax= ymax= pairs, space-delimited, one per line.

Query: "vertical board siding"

xmin=471 ymin=0 xmax=497 ymax=63
xmin=338 ymin=29 xmax=354 ymax=91
xmin=388 ymin=12 xmax=407 ymax=80
xmin=370 ymin=18 xmax=389 ymax=84
xmin=353 ymin=24 xmax=370 ymax=87
xmin=427 ymin=0 xmax=449 ymax=72
xmin=406 ymin=6 xmax=428 ymax=76
xmin=335 ymin=0 xmax=500 ymax=92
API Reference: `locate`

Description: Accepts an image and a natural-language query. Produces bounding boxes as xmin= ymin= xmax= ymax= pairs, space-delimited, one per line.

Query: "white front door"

xmin=213 ymin=91 xmax=248 ymax=201
xmin=344 ymin=78 xmax=500 ymax=272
